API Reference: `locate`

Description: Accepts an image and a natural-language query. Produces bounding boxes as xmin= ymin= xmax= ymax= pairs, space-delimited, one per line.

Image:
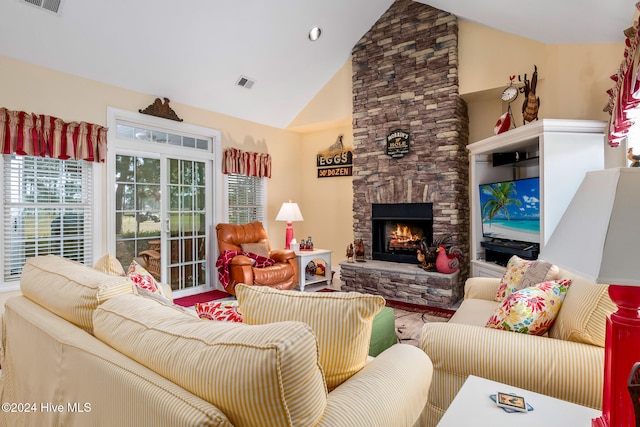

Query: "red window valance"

xmin=0 ymin=107 xmax=107 ymax=163
xmin=605 ymin=2 xmax=640 ymax=147
xmin=222 ymin=147 xmax=271 ymax=178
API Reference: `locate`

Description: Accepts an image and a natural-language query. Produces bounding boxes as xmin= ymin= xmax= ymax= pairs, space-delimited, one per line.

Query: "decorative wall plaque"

xmin=386 ymin=129 xmax=410 ymax=158
xmin=139 ymin=97 xmax=183 ymax=122
xmin=317 ymin=134 xmax=354 ymax=178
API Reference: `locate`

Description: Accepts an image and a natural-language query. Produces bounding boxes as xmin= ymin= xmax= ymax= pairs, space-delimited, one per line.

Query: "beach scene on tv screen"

xmin=479 ymin=178 xmax=540 ymax=244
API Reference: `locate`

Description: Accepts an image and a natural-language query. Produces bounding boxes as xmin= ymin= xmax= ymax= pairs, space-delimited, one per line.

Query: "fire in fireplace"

xmin=372 ymin=203 xmax=433 ymax=264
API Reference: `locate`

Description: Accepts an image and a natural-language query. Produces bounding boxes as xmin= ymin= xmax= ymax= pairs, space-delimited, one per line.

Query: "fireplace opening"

xmin=372 ymin=203 xmax=433 ymax=264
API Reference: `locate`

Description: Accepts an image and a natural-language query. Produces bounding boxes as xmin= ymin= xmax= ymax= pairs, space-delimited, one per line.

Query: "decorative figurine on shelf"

xmin=628 ymin=147 xmax=640 ymax=167
xmin=520 ymin=65 xmax=540 ymax=125
xmin=419 ymin=235 xmax=455 ymax=272
xmin=495 ymin=75 xmax=518 ymax=135
xmin=416 ymin=249 xmax=427 ymax=269
xmin=300 ymin=238 xmax=313 ymax=250
xmin=354 ymin=239 xmax=366 ymax=262
xmin=346 ymin=243 xmax=354 ymax=262
xmin=435 ymin=245 xmax=464 ymax=274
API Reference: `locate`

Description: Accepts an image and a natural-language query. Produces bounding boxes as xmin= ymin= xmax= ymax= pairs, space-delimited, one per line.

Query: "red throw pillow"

xmin=196 ymin=301 xmax=243 ymax=323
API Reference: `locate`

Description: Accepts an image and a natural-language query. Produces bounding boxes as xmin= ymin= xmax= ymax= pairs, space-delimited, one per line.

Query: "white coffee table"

xmin=436 ymin=375 xmax=601 ymax=427
xmin=294 ymin=249 xmax=332 ymax=291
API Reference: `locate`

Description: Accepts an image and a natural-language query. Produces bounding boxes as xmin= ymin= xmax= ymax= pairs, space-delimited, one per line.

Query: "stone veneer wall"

xmin=348 ymin=0 xmax=470 ymax=304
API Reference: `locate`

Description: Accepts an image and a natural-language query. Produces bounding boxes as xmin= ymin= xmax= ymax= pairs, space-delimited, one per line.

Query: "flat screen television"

xmin=479 ymin=177 xmax=540 ymax=245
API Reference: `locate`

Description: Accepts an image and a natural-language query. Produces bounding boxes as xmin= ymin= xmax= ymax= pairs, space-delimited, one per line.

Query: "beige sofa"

xmin=1 ymin=255 xmax=434 ymax=427
xmin=420 ymin=268 xmax=616 ymax=426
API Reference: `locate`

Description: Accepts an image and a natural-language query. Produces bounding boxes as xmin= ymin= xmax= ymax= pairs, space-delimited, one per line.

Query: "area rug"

xmin=393 ymin=304 xmax=452 ymax=347
xmin=173 ymin=290 xmax=231 ymax=307
xmin=317 ymin=288 xmax=453 ymax=348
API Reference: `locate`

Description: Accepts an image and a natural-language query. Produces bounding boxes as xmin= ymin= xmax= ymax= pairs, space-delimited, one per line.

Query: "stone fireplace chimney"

xmin=346 ymin=0 xmax=470 ymax=306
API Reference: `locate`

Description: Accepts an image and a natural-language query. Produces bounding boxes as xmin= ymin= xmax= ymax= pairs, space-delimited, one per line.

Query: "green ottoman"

xmin=369 ymin=306 xmax=398 ymax=357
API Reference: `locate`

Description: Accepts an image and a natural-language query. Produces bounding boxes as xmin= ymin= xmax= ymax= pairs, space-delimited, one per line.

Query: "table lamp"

xmin=275 ymin=201 xmax=304 ymax=250
xmin=539 ymin=167 xmax=640 ymax=427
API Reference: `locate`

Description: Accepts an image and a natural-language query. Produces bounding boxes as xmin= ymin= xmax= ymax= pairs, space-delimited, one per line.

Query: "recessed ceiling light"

xmin=308 ymin=27 xmax=322 ymax=41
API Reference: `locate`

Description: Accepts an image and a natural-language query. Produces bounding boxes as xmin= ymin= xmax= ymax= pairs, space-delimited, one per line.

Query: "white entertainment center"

xmin=468 ymin=119 xmax=606 ymax=278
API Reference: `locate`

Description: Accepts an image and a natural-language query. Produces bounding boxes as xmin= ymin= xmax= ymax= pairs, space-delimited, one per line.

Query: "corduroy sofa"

xmin=1 ymin=255 xmax=434 ymax=427
xmin=420 ymin=268 xmax=616 ymax=427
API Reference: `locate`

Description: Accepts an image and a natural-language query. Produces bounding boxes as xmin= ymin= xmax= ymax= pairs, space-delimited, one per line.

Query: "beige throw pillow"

xmin=93 ymin=253 xmax=126 ymax=276
xmin=236 ymin=284 xmax=385 ymax=390
xmin=240 ymin=242 xmax=270 ymax=258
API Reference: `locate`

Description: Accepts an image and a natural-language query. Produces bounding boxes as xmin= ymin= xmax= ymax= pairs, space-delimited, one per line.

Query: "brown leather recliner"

xmin=215 ymin=221 xmax=298 ymax=295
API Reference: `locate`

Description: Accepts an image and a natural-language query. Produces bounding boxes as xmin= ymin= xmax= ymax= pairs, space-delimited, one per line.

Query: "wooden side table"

xmin=436 ymin=375 xmax=601 ymax=426
xmin=294 ymin=249 xmax=332 ymax=291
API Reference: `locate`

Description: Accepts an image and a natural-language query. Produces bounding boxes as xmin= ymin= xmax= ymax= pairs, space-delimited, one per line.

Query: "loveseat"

xmin=1 ymin=255 xmax=434 ymax=426
xmin=420 ymin=266 xmax=616 ymax=427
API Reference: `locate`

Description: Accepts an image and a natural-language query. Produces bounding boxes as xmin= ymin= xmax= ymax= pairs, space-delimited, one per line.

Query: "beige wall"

xmin=288 ymin=60 xmax=354 ymax=266
xmin=0 ymin=17 xmax=627 ymax=274
xmin=295 ymin=126 xmax=354 ymax=267
xmin=288 ymin=60 xmax=353 ymax=132
xmin=459 ymin=20 xmax=624 ymax=150
xmin=0 ymin=55 xmax=303 ymax=252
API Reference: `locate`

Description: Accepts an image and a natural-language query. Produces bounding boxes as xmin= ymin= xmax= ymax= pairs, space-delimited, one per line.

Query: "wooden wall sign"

xmin=317 ymin=134 xmax=353 ymax=178
xmin=386 ymin=129 xmax=410 ymax=158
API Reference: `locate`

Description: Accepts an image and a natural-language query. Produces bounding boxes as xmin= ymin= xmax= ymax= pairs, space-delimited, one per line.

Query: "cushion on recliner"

xmin=93 ymin=293 xmax=327 ymax=427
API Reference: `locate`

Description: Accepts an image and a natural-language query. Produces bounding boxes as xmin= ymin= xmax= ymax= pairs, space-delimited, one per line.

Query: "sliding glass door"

xmin=108 ymin=108 xmax=221 ymax=298
xmin=166 ymin=157 xmax=207 ymax=292
xmin=114 ymin=154 xmax=209 ymax=294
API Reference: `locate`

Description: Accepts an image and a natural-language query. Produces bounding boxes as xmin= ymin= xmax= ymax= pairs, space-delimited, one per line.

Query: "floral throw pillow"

xmin=495 ymin=255 xmax=552 ymax=302
xmin=196 ymin=300 xmax=243 ymax=323
xmin=127 ymin=260 xmax=163 ymax=296
xmin=486 ymin=279 xmax=572 ymax=336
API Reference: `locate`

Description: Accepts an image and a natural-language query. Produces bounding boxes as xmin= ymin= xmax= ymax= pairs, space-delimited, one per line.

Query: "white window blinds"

xmin=226 ymin=174 xmax=265 ymax=224
xmin=3 ymin=155 xmax=93 ymax=282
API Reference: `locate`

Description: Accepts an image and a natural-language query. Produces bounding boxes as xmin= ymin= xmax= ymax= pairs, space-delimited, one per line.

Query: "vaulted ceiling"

xmin=0 ymin=0 xmax=633 ymax=128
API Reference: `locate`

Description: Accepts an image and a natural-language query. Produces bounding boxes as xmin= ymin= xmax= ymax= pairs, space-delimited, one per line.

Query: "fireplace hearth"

xmin=372 ymin=203 xmax=433 ymax=264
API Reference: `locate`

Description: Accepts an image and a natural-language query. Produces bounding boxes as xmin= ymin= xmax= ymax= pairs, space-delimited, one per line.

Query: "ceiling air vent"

xmin=22 ymin=0 xmax=62 ymax=14
xmin=236 ymin=76 xmax=255 ymax=90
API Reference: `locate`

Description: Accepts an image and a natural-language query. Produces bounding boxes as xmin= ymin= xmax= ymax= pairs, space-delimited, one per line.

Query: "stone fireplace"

xmin=371 ymin=202 xmax=433 ymax=264
xmin=340 ymin=0 xmax=470 ymax=309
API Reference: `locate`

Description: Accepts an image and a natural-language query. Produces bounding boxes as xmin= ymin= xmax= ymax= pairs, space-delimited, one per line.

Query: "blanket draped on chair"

xmin=216 ymin=250 xmax=276 ymax=290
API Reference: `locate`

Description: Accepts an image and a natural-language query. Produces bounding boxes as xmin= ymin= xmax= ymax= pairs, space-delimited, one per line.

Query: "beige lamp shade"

xmin=539 ymin=167 xmax=640 ymax=286
xmin=275 ymin=202 xmax=304 ymax=222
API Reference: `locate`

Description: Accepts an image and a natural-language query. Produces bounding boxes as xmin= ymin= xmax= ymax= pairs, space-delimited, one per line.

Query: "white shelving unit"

xmin=468 ymin=119 xmax=606 ymax=278
xmin=294 ymin=249 xmax=332 ymax=291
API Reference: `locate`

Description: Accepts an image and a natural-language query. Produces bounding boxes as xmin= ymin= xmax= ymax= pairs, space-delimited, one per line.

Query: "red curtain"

xmin=605 ymin=2 xmax=640 ymax=147
xmin=222 ymin=147 xmax=271 ymax=178
xmin=0 ymin=107 xmax=107 ymax=162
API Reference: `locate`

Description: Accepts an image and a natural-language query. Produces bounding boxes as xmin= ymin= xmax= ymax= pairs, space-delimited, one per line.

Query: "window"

xmin=2 ymin=155 xmax=94 ymax=282
xmin=226 ymin=174 xmax=266 ymax=224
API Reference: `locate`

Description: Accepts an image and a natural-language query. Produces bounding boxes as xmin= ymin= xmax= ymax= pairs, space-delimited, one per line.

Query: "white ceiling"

xmin=0 ymin=0 xmax=634 ymax=129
